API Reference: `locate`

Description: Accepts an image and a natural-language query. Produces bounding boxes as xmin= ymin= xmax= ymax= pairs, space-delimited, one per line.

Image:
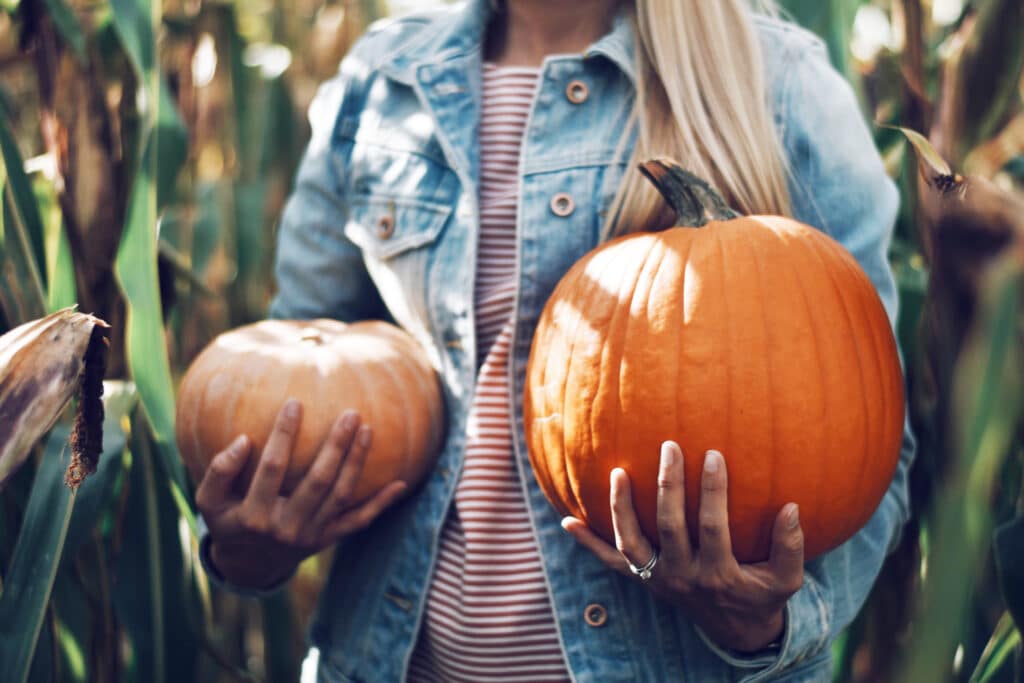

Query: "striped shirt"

xmin=407 ymin=64 xmax=570 ymax=682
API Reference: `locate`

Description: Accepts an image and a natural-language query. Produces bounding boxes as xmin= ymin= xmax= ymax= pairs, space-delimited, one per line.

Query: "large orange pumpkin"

xmin=524 ymin=159 xmax=904 ymax=562
xmin=176 ymin=319 xmax=445 ymax=502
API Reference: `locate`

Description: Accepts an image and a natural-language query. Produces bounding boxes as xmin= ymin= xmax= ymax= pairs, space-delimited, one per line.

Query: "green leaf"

xmin=110 ymin=0 xmax=193 ymax=530
xmin=0 ymin=99 xmax=47 ymax=323
xmin=778 ymin=0 xmax=865 ymax=80
xmin=113 ymin=139 xmax=192 ymax=525
xmin=109 ymin=0 xmax=155 ymax=79
xmin=898 ymin=256 xmax=1024 ymax=681
xmin=43 ymin=0 xmax=87 ymax=62
xmin=230 ymin=179 xmax=269 ymax=322
xmin=261 ymin=593 xmax=301 ymax=682
xmin=943 ymin=0 xmax=1024 ymax=164
xmin=155 ymin=79 xmax=188 ymax=209
xmin=994 ymin=515 xmax=1024 ymax=631
xmin=52 ymin=572 xmax=90 ymax=683
xmin=0 ymin=379 xmax=135 ymax=682
xmin=157 ymin=239 xmax=215 ymax=298
xmin=26 ymin=609 xmax=56 ymax=683
xmin=153 ymin=455 xmax=200 ymax=683
xmin=970 ymin=612 xmax=1022 ymax=683
xmin=0 ymin=428 xmax=76 ymax=683
xmin=113 ymin=425 xmax=164 ymax=683
xmin=33 ymin=175 xmax=77 ymax=312
xmin=113 ymin=423 xmax=199 ymax=683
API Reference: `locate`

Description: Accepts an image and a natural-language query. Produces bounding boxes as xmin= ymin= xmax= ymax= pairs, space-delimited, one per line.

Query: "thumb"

xmin=768 ymin=503 xmax=804 ymax=594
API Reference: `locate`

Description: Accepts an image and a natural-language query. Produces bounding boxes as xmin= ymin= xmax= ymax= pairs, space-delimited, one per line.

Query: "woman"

xmin=196 ymin=0 xmax=915 ymax=680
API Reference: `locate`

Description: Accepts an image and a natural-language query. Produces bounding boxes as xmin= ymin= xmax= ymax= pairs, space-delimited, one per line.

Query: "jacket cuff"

xmin=197 ymin=516 xmax=294 ymax=598
xmin=699 ymin=573 xmax=831 ymax=681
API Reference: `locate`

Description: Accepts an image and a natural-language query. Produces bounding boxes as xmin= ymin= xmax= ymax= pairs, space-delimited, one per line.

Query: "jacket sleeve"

xmin=703 ymin=39 xmax=916 ymax=681
xmin=267 ymin=52 xmax=386 ymax=323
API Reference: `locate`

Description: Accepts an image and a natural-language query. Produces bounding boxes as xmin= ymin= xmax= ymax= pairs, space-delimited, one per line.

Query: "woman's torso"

xmin=269 ymin=1 xmax=896 ymax=680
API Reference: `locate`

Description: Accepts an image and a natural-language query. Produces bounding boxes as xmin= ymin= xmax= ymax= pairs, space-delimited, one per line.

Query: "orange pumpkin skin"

xmin=176 ymin=319 xmax=445 ymax=502
xmin=524 ymin=213 xmax=905 ymax=563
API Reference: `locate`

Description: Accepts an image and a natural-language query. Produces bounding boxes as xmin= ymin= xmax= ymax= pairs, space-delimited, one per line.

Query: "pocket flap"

xmin=344 ymin=195 xmax=452 ymax=260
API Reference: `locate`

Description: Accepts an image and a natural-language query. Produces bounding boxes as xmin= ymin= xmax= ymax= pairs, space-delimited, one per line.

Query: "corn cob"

xmin=0 ymin=308 xmax=110 ymax=489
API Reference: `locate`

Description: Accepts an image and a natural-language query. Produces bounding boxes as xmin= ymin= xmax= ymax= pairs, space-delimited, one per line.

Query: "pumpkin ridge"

xmin=347 ymin=338 xmax=379 ymax=494
xmin=671 ymin=229 xmax=704 ymax=544
xmin=220 ymin=352 xmax=248 ymax=478
xmin=774 ymin=221 xmax=831 ymax=547
xmin=836 ymin=245 xmax=887 ymax=507
xmin=377 ymin=341 xmax=414 ymax=477
xmin=669 ymin=231 xmax=695 ymax=496
xmin=557 ymin=261 xmax=606 ymax=520
xmin=624 ymin=235 xmax=676 ymax=538
xmin=823 ymin=239 xmax=879 ymax=531
xmin=183 ymin=363 xmax=204 ymax=480
xmin=609 ymin=236 xmax=664 ymax=523
xmin=833 ymin=243 xmax=889 ymax=471
xmin=394 ymin=349 xmax=427 ymax=477
xmin=557 ymin=251 xmax=620 ymax=522
xmin=802 ymin=232 xmax=875 ymax=549
xmin=541 ymin=270 xmax=584 ymax=520
xmin=178 ymin=364 xmax=203 ymax=483
xmin=585 ymin=235 xmax=659 ymax=534
xmin=751 ymin=223 xmax=781 ymax=555
xmin=826 ymin=236 xmax=904 ymax=505
xmin=711 ymin=226 xmax=732 ymax=546
xmin=526 ymin=306 xmax=560 ymax=515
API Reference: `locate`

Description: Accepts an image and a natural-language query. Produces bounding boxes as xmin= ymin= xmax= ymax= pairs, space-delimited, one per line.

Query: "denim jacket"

xmin=218 ymin=1 xmax=916 ymax=680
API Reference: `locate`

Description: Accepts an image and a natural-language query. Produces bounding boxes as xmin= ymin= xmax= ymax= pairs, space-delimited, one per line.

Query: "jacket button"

xmin=550 ymin=193 xmax=575 ymax=217
xmin=376 ymin=214 xmax=395 ymax=239
xmin=584 ymin=603 xmax=608 ymax=627
xmin=566 ymin=80 xmax=589 ymax=104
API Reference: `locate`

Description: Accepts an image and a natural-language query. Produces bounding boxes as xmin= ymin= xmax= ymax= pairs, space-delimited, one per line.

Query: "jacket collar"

xmin=378 ymin=0 xmax=637 ymax=85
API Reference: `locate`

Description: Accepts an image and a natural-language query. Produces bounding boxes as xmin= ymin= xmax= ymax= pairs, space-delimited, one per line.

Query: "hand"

xmin=195 ymin=399 xmax=407 ymax=589
xmin=562 ymin=441 xmax=805 ymax=653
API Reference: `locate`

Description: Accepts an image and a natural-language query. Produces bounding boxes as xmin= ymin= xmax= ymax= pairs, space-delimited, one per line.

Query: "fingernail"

xmin=230 ymin=435 xmax=248 ymax=453
xmin=284 ymin=399 xmax=301 ymax=419
xmin=704 ymin=450 xmax=722 ymax=474
xmin=342 ymin=411 xmax=358 ymax=430
xmin=787 ymin=504 xmax=800 ymax=529
xmin=661 ymin=442 xmax=677 ymax=466
xmin=358 ymin=425 xmax=373 ymax=448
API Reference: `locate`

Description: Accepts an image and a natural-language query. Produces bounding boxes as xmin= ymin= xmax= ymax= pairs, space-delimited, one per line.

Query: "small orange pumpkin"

xmin=524 ymin=159 xmax=904 ymax=562
xmin=176 ymin=319 xmax=445 ymax=502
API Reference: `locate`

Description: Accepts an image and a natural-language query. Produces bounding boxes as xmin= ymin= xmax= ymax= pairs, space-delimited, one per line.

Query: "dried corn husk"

xmin=0 ymin=308 xmax=109 ymax=488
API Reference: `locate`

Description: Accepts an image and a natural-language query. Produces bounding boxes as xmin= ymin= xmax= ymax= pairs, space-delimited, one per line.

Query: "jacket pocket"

xmin=344 ymin=194 xmax=452 ymax=260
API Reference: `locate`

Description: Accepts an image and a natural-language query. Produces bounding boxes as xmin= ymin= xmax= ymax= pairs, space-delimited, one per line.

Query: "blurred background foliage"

xmin=0 ymin=0 xmax=1020 ymax=681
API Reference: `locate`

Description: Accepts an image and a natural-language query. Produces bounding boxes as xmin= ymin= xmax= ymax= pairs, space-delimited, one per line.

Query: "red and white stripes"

xmin=407 ymin=64 xmax=570 ymax=683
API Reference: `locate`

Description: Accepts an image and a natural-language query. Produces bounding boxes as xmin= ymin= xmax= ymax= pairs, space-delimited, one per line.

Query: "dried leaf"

xmin=0 ymin=307 xmax=109 ymax=487
xmin=884 ymin=124 xmax=958 ymax=183
xmin=964 ymin=113 xmax=1024 ymax=178
xmin=932 ymin=0 xmax=1024 ymax=166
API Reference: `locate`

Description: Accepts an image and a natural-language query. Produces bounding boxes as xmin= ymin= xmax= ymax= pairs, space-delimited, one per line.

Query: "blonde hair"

xmin=606 ymin=0 xmax=792 ymax=236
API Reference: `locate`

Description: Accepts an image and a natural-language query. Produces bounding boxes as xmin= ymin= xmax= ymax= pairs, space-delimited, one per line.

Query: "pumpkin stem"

xmin=300 ymin=328 xmax=324 ymax=344
xmin=638 ymin=158 xmax=740 ymax=227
